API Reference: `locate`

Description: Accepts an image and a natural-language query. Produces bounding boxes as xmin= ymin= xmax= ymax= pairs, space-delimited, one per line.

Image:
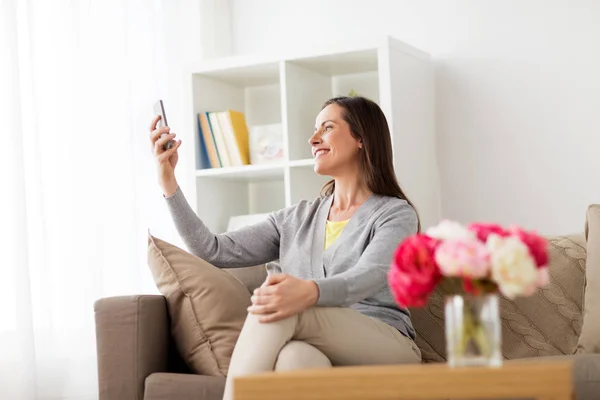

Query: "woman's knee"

xmin=242 ymin=311 xmax=297 ymax=332
xmin=274 ymin=341 xmax=332 ymax=372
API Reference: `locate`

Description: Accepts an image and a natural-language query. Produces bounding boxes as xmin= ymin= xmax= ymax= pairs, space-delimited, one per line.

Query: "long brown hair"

xmin=319 ymin=96 xmax=421 ymax=231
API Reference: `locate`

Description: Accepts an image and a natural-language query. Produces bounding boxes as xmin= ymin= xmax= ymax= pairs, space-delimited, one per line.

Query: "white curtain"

xmin=0 ymin=0 xmax=203 ymax=398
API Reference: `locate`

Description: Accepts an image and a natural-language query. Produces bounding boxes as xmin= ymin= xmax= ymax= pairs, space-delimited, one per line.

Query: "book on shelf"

xmin=197 ymin=110 xmax=251 ymax=169
xmin=198 ymin=112 xmax=221 ymax=168
xmin=195 ymin=114 xmax=211 ymax=169
xmin=217 ymin=110 xmax=251 ymax=166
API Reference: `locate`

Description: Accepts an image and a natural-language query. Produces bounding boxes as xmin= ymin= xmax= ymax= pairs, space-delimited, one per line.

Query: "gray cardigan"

xmin=165 ymin=187 xmax=418 ymax=339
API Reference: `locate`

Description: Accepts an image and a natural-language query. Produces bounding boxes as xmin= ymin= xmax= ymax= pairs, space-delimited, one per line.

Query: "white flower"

xmin=426 ymin=220 xmax=476 ymax=241
xmin=487 ymin=234 xmax=538 ymax=299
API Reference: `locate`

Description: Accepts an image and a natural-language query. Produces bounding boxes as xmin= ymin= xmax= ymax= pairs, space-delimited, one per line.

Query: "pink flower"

xmin=510 ymin=227 xmax=549 ymax=268
xmin=388 ymin=234 xmax=441 ymax=307
xmin=468 ymin=223 xmax=510 ymax=243
xmin=434 ymin=239 xmax=491 ymax=279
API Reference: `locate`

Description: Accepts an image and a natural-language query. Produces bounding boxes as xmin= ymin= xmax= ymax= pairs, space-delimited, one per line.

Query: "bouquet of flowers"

xmin=388 ymin=220 xmax=550 ymax=308
xmin=389 ymin=220 xmax=551 ymax=367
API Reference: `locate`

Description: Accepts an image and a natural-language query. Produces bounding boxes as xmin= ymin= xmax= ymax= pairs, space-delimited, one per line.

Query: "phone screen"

xmin=153 ymin=100 xmax=173 ymax=150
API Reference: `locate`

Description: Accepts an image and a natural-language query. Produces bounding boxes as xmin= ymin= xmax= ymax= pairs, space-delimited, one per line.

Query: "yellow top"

xmin=324 ymin=219 xmax=350 ymax=250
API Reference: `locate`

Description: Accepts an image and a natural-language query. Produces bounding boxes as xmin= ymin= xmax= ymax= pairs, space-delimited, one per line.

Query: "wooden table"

xmin=234 ymin=360 xmax=573 ymax=400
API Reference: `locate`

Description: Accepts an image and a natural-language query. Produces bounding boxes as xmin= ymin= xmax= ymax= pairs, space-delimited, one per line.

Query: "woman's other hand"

xmin=149 ymin=115 xmax=182 ymax=196
xmin=248 ymin=274 xmax=319 ymax=323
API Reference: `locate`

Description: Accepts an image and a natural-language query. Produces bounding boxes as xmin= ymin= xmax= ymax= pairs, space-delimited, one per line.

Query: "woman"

xmin=149 ymin=96 xmax=422 ymax=400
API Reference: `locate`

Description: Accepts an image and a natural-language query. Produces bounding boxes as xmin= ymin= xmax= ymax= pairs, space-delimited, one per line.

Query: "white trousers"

xmin=223 ymin=306 xmax=422 ymax=400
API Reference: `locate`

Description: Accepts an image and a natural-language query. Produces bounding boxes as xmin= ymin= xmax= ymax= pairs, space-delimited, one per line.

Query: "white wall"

xmin=230 ymin=0 xmax=600 ymax=235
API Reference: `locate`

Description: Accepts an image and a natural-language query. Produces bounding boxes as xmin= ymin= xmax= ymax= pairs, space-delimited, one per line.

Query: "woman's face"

xmin=309 ymin=104 xmax=362 ymax=177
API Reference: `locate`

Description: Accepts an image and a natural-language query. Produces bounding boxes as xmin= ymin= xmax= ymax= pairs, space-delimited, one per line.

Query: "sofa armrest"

xmin=94 ymin=295 xmax=169 ymax=400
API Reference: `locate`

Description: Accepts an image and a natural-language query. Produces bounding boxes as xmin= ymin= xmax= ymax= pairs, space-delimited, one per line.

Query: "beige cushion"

xmin=147 ymin=234 xmax=251 ymax=376
xmin=577 ymin=205 xmax=600 ymax=353
xmin=411 ymin=233 xmax=587 ymax=363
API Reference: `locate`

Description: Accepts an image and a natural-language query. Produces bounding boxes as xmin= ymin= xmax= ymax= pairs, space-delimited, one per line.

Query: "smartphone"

xmin=153 ymin=100 xmax=174 ymax=150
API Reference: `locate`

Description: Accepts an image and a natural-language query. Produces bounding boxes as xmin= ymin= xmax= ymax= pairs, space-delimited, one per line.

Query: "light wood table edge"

xmin=234 ymin=360 xmax=574 ymax=400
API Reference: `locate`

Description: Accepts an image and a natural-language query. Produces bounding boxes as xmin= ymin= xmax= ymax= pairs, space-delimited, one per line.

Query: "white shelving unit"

xmin=182 ymin=36 xmax=440 ymax=233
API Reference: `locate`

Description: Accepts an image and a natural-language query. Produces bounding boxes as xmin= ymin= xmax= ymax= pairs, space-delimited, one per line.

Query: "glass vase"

xmin=445 ymin=294 xmax=502 ymax=367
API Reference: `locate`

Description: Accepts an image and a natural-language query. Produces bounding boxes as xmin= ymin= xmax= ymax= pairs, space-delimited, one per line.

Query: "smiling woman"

xmin=311 ymin=97 xmax=420 ymax=228
xmin=154 ymin=95 xmax=422 ymax=400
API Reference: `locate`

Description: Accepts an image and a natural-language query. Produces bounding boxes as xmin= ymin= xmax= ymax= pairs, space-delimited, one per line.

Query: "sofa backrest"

xmin=219 ymin=225 xmax=595 ymax=363
xmin=410 ymin=233 xmax=588 ymax=362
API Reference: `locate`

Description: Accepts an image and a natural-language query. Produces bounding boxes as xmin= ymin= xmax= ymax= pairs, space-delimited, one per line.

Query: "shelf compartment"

xmin=192 ymin=62 xmax=283 ymax=171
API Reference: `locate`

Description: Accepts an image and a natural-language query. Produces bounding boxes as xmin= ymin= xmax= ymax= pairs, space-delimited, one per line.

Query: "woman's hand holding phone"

xmin=149 ymin=114 xmax=182 ymax=197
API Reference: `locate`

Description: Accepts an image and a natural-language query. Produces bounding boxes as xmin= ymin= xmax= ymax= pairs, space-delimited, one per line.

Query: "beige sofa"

xmin=94 ymin=207 xmax=600 ymax=400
